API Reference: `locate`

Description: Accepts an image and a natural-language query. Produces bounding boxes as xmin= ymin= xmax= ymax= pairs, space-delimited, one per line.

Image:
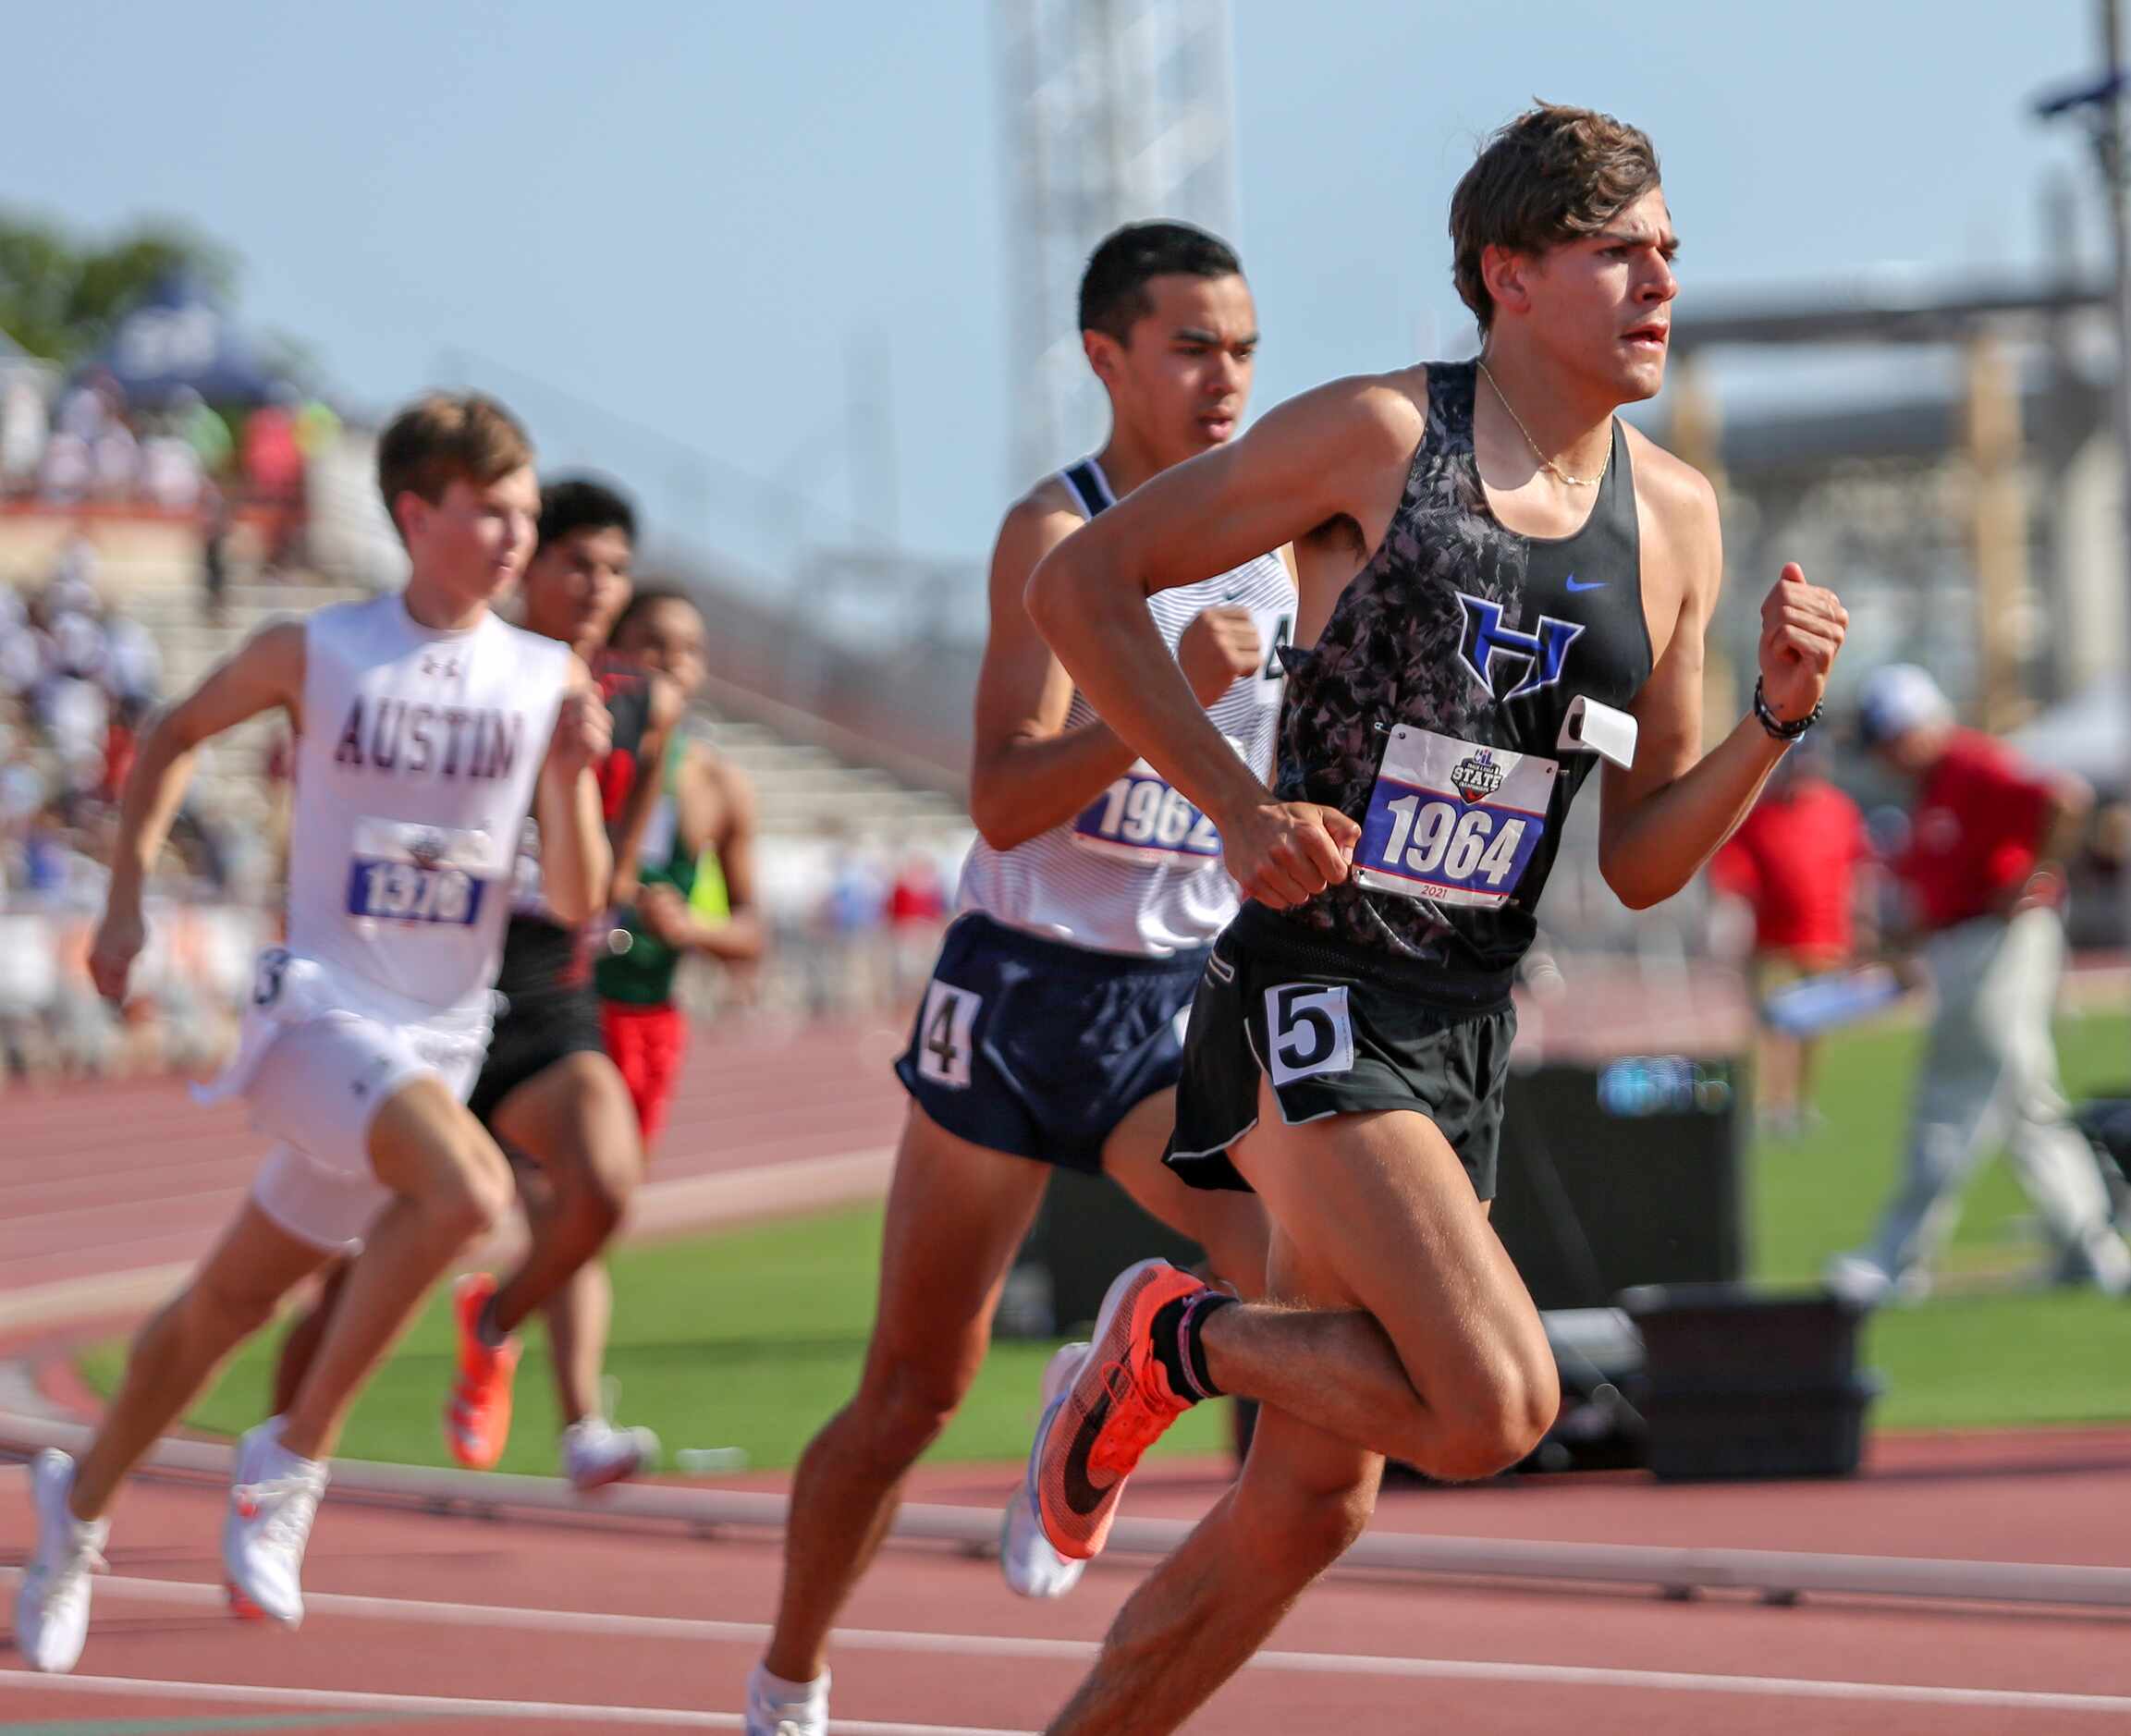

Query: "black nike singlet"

xmin=1272 ymin=361 xmax=1653 ymax=982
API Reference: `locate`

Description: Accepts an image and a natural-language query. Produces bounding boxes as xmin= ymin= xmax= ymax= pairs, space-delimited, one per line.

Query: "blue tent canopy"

xmin=91 ymin=273 xmax=280 ymax=407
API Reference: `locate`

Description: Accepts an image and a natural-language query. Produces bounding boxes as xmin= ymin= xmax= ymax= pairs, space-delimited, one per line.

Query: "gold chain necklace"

xmin=1476 ymin=360 xmax=1610 ymax=489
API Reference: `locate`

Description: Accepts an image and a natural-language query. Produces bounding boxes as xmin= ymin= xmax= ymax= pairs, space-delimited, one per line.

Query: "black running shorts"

xmin=1165 ymin=902 xmax=1516 ymax=1201
xmin=468 ymin=982 xmax=607 ymax=1130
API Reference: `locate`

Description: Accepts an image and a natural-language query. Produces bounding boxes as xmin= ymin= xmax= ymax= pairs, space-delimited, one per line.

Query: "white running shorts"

xmin=245 ymin=1013 xmax=486 ymax=1254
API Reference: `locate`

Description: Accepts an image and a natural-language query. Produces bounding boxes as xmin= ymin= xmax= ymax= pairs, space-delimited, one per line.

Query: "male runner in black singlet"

xmin=1019 ymin=105 xmax=1850 ymax=1733
xmin=275 ymin=478 xmax=677 ymax=1491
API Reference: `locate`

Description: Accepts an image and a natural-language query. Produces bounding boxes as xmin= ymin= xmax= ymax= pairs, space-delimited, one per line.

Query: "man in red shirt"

xmin=1710 ymin=740 xmax=1873 ymax=1134
xmin=1828 ymin=665 xmax=2129 ymax=1303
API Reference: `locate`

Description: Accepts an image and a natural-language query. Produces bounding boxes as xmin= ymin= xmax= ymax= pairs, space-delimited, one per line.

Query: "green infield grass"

xmin=80 ymin=1010 xmax=2131 ymax=1468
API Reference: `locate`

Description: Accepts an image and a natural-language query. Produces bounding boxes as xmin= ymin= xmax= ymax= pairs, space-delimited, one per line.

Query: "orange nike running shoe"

xmin=1030 ymin=1258 xmax=1208 ymax=1560
xmin=444 ymin=1272 xmax=520 ymax=1471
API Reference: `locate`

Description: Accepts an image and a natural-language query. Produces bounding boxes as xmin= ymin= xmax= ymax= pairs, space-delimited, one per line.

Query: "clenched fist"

xmin=550 ymin=687 xmax=613 ymax=776
xmin=1221 ymin=800 xmax=1360 ymax=910
xmin=1177 ymin=606 xmax=1264 ymax=706
xmin=89 ymin=899 xmax=146 ymax=1005
xmin=1758 ymin=564 xmax=1847 ymax=726
xmin=634 ymin=882 xmax=698 ymax=947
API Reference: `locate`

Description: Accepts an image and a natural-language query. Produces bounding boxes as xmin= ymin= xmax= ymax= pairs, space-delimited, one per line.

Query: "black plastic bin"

xmin=1620 ymin=1283 xmax=1879 ymax=1482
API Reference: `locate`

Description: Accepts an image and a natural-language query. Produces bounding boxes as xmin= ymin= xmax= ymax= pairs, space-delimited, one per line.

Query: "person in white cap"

xmin=1827 ymin=663 xmax=2130 ymax=1303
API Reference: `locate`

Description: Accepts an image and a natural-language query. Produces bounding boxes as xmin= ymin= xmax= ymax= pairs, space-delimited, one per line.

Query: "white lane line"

xmin=0 ymin=1669 xmax=1031 ymax=1734
xmin=19 ymin=1571 xmax=2131 ymax=1718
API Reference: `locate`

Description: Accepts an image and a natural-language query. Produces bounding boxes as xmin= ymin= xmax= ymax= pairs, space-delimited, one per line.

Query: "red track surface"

xmin=6 ymin=1025 xmax=2131 ymax=1732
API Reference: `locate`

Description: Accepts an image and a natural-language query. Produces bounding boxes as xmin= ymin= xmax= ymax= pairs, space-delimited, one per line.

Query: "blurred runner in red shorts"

xmin=596 ymin=587 xmax=764 ymax=1149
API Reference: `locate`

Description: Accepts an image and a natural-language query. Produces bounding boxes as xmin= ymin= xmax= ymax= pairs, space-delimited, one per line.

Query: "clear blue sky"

xmin=3 ymin=1 xmax=2108 ymax=575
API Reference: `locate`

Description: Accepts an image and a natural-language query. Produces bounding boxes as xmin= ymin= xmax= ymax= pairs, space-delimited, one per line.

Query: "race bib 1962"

xmin=1072 ymin=761 xmax=1221 ymax=862
xmin=1352 ymin=727 xmax=1557 ymax=910
xmin=345 ymin=819 xmax=505 ymax=927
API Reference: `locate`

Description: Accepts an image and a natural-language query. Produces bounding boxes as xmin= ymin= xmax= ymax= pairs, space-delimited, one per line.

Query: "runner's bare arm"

xmin=1027 ymin=382 xmax=1413 ymax=905
xmin=533 ymin=657 xmax=615 ymax=927
xmin=970 ymin=489 xmax=1261 ymax=849
xmin=640 ymin=748 xmax=767 ymax=963
xmin=608 ymin=672 xmax=683 ymax=909
xmin=1598 ymin=471 xmax=1848 ymax=909
xmin=91 ymin=619 xmax=306 ymax=1001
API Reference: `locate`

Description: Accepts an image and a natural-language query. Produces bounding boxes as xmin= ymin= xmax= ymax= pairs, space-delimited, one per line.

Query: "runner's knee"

xmin=1417 ymin=1354 xmax=1559 ymax=1483
xmin=855 ymin=1351 xmax=976 ymax=1463
xmin=575 ymin=1138 xmax=642 ymax=1228
xmin=422 ymin=1143 xmax=514 ymax=1242
xmin=545 ymin=1150 xmax=632 ymax=1242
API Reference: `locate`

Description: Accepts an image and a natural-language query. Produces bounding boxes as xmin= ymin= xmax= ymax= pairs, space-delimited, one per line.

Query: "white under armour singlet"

xmin=283 ymin=593 xmax=574 ymax=1018
xmin=955 ymin=457 xmax=1295 ymax=958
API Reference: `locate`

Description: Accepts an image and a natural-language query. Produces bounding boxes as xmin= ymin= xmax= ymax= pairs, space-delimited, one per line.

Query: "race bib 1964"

xmin=1353 ymin=727 xmax=1557 ymax=910
xmin=345 ymin=819 xmax=505 ymax=927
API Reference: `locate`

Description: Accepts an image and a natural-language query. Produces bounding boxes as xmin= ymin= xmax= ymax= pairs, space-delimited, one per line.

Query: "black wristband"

xmin=1753 ymin=678 xmax=1821 ymax=742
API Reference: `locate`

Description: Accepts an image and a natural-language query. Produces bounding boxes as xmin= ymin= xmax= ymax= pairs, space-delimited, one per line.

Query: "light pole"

xmin=2035 ymin=0 xmax=2131 ymax=960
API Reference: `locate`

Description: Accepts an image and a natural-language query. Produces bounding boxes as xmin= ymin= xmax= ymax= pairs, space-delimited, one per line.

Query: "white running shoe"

xmin=223 ymin=1418 xmax=328 ymax=1627
xmin=745 ymin=1662 xmax=828 ymax=1736
xmin=561 ymin=1417 xmax=660 ymax=1493
xmin=13 ymin=1449 xmax=108 ymax=1673
xmin=1000 ymin=1342 xmax=1090 ymax=1599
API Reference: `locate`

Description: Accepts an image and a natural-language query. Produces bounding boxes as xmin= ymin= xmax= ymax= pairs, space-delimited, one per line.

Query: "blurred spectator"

xmin=54 ymin=373 xmax=114 ymax=444
xmin=294 ymin=393 xmax=341 ymax=459
xmin=1828 ymin=665 xmax=2131 ymax=1304
xmin=103 ymin=609 xmax=160 ymax=706
xmin=92 ymin=417 xmax=140 ymax=500
xmin=141 ymin=427 xmax=204 ymax=509
xmin=101 ymin=692 xmax=148 ymax=802
xmin=172 ymin=385 xmax=233 ymax=475
xmin=0 ymin=608 xmax=40 ymax=698
xmin=45 ymin=531 xmax=101 ymax=617
xmin=200 ymin=483 xmax=232 ymax=621
xmin=886 ymin=848 xmax=947 ymax=1000
xmin=37 ymin=429 xmax=90 ymax=503
xmin=1709 ymin=739 xmax=1874 ymax=1137
xmin=1 ymin=371 xmax=46 ymax=495
xmin=242 ymin=396 xmax=303 ymax=501
xmin=812 ymin=835 xmax=888 ymax=1016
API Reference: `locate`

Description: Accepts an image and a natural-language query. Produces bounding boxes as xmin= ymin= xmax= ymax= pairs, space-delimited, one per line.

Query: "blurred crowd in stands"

xmin=0 ymin=530 xmax=265 ymax=1083
xmin=1 ymin=368 xmax=335 ymax=518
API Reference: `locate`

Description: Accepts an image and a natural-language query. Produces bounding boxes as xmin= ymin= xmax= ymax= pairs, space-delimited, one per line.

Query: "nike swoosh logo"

xmin=1564 ymin=577 xmax=1606 ymax=593
xmin=1220 ymin=589 xmax=1244 ymax=604
xmin=1059 ymin=1381 xmax=1117 ymax=1518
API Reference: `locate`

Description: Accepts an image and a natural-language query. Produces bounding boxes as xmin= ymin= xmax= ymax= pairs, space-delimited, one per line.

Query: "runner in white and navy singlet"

xmin=902 ymin=452 xmax=1291 ymax=1173
xmin=954 ymin=456 xmax=1292 ymax=961
xmin=751 ymin=224 xmax=1285 ymax=1736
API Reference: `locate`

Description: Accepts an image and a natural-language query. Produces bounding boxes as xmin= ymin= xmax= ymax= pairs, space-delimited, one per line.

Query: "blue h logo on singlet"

xmin=1455 ymin=593 xmax=1585 ymax=702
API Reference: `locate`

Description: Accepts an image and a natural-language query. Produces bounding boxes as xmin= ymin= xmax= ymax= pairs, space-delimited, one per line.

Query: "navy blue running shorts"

xmin=894 ymin=913 xmax=1208 ymax=1176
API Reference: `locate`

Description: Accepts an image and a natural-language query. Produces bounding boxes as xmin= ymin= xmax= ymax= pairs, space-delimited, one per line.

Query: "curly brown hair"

xmin=1450 ymin=104 xmax=1662 ymax=332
